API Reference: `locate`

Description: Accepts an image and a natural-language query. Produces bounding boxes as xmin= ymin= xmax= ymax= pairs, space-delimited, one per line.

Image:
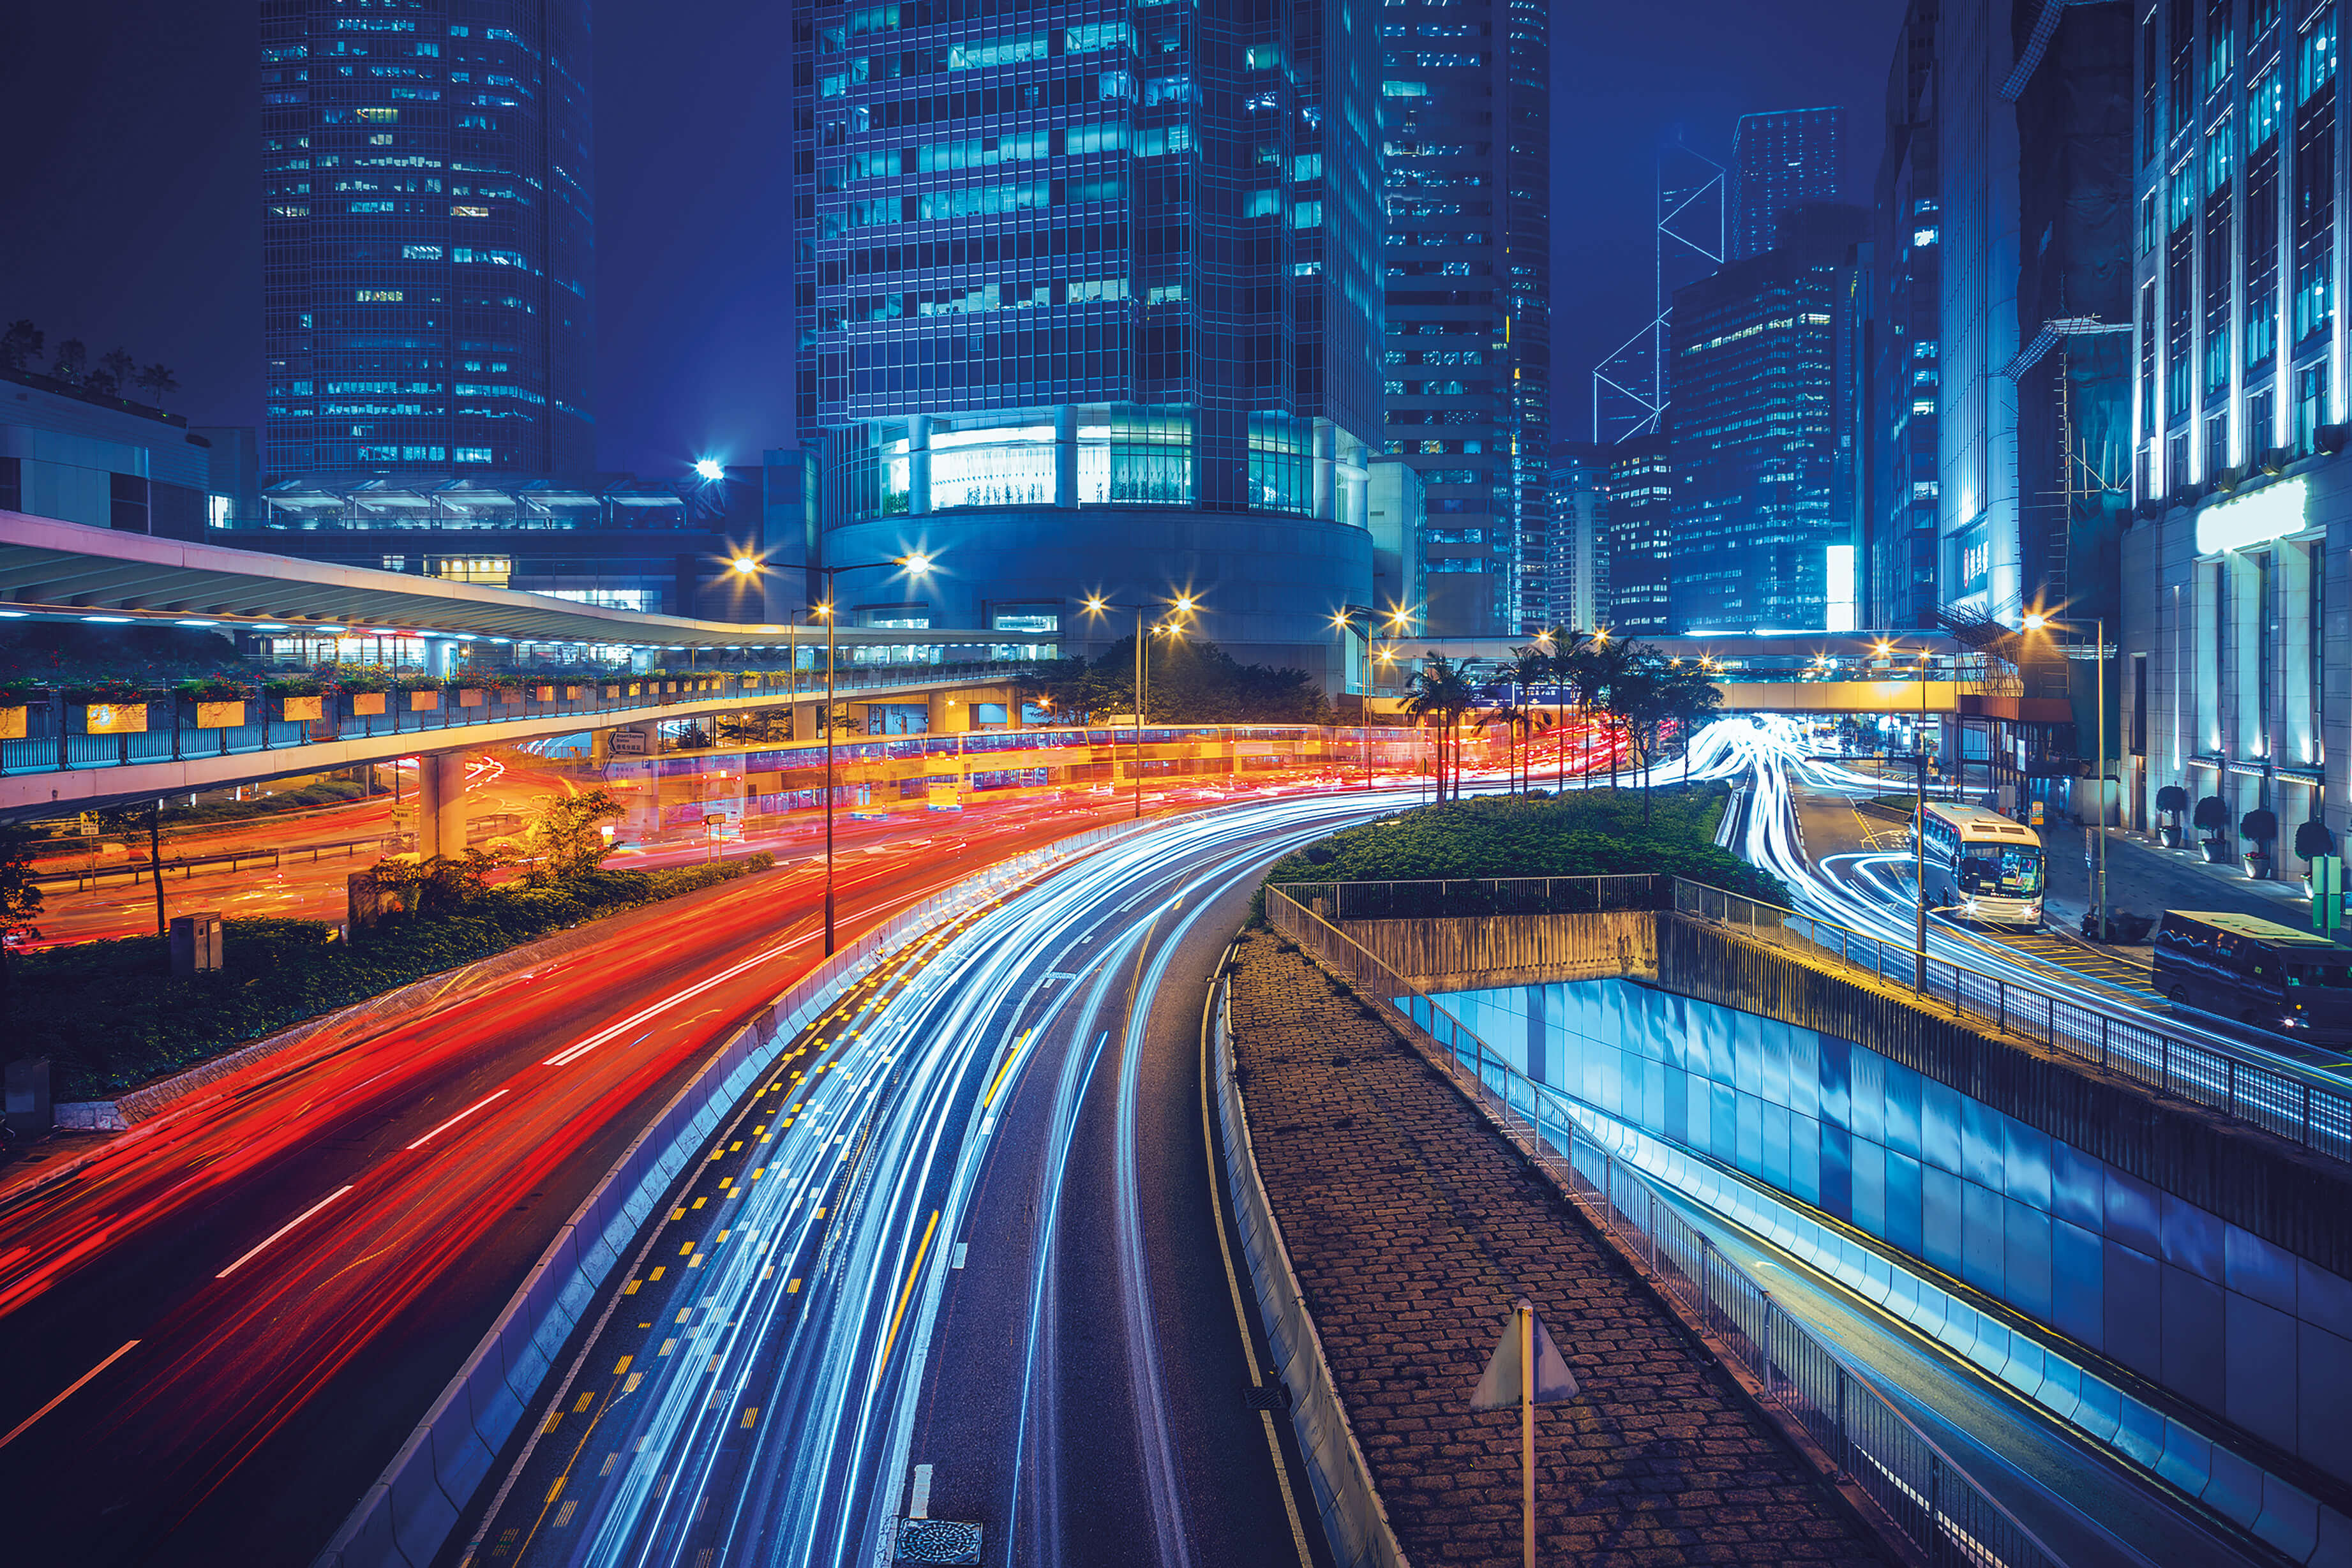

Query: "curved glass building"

xmin=791 ymin=0 xmax=1383 ymax=676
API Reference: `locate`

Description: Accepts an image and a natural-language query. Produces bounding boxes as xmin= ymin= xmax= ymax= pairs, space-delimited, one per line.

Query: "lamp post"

xmin=2025 ymin=610 xmax=2108 ymax=937
xmin=1331 ymin=609 xmax=1375 ymax=789
xmin=786 ymin=551 xmax=933 ymax=955
xmin=1083 ymin=594 xmax=1196 ymax=818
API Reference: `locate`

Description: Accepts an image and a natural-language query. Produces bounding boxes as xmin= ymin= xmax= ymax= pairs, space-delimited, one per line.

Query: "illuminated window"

xmin=430 ymin=556 xmax=513 ymax=586
xmin=451 ymin=204 xmax=492 ymax=217
xmin=356 ymin=288 xmax=404 ymax=302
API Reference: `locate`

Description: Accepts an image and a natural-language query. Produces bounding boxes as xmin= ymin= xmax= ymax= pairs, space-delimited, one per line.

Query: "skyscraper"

xmin=1668 ymin=204 xmax=1868 ymax=633
xmin=1600 ymin=433 xmax=1671 ymax=635
xmin=791 ymin=0 xmax=1384 ymax=680
xmin=1729 ymin=107 xmax=1845 ymax=260
xmin=1869 ymin=0 xmax=1942 ymax=629
xmin=258 ymin=0 xmax=595 ymax=485
xmin=1538 ymin=443 xmax=1603 ymax=632
xmin=1379 ymin=0 xmax=1550 ymax=636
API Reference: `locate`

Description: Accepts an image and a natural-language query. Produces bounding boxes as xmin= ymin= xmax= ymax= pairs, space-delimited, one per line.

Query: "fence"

xmin=1210 ymin=970 xmax=1409 ymax=1568
xmin=0 ymin=659 xmax=1034 ymax=778
xmin=1264 ymin=884 xmax=2064 ymax=1568
xmin=35 ymin=834 xmax=397 ymax=891
xmin=1669 ymin=877 xmax=2352 ymax=1165
xmin=313 ymin=813 xmax=1151 ymax=1568
xmin=1278 ymin=872 xmax=2352 ymax=1167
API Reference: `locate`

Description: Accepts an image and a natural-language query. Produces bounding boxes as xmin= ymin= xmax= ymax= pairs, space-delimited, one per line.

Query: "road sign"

xmin=608 ymin=728 xmax=649 ymax=756
xmin=1470 ymin=1301 xmax=1578 ymax=1410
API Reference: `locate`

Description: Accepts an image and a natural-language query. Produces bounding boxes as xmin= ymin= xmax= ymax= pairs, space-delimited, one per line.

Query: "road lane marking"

xmin=909 ymin=1462 xmax=934 ymax=1518
xmin=405 ymin=1088 xmax=511 ymax=1150
xmin=215 ymin=1184 xmax=356 ymax=1279
xmin=0 ymin=1339 xmax=139 ymax=1451
xmin=951 ymin=1243 xmax=968 ymax=1269
xmin=874 ymin=1209 xmax=940 ymax=1388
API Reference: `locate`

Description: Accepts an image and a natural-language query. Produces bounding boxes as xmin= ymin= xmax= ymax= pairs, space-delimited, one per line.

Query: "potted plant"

xmin=176 ymin=675 xmax=250 ymax=729
xmin=396 ymin=671 xmax=444 ymax=711
xmin=65 ymin=679 xmax=151 ymax=735
xmin=2297 ymin=819 xmax=2339 ymax=899
xmin=2193 ymin=795 xmax=2231 ymax=863
xmin=2155 ymin=784 xmax=2189 ymax=848
xmin=2241 ymin=807 xmax=2279 ymax=879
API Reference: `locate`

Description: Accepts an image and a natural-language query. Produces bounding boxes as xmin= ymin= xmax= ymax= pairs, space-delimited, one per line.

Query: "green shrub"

xmin=20 ymin=851 xmax=778 ymax=1101
xmin=1261 ymin=786 xmax=1786 ymax=906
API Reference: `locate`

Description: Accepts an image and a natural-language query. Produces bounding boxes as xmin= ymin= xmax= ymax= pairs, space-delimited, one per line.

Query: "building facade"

xmin=1729 ymin=106 xmax=1845 ymax=260
xmin=258 ymin=0 xmax=595 ymax=486
xmin=0 ymin=367 xmax=242 ymax=538
xmin=1870 ymin=0 xmax=1944 ymax=629
xmin=790 ymin=0 xmax=1383 ymax=683
xmin=1537 ymin=443 xmax=1601 ymax=632
xmin=1668 ymin=205 xmax=1868 ymax=634
xmin=2123 ymin=0 xmax=2352 ymax=875
xmin=1379 ymin=0 xmax=1550 ymax=637
xmin=1600 ymin=432 xmax=1672 ymax=635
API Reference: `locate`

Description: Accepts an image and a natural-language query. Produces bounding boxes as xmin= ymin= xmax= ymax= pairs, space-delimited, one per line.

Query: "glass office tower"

xmin=258 ymin=0 xmax=595 ymax=484
xmin=793 ymin=0 xmax=1383 ymax=676
xmin=1379 ymin=0 xmax=1550 ymax=636
xmin=1729 ymin=107 xmax=1844 ymax=261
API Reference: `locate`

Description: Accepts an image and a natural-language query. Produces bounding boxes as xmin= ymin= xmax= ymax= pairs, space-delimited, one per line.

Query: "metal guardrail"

xmin=0 ymin=659 xmax=1038 ymax=778
xmin=34 ymin=834 xmax=400 ymax=890
xmin=1277 ymin=872 xmax=2352 ymax=1167
xmin=1266 ymin=883 xmax=2065 ymax=1568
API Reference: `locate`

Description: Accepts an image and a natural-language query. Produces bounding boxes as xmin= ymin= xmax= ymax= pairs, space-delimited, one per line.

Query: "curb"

xmin=1211 ymin=969 xmax=1410 ymax=1568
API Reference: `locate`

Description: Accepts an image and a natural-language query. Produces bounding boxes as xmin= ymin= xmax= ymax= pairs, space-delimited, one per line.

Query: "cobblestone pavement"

xmin=1228 ymin=931 xmax=1892 ymax=1567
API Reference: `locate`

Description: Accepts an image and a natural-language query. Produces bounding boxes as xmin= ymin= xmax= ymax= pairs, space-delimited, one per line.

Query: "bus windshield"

xmin=2286 ymin=962 xmax=2352 ymax=989
xmin=1960 ymin=845 xmax=2043 ymax=895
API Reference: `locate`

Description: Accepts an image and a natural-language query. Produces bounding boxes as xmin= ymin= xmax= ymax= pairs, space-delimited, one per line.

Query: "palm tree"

xmin=1402 ymin=653 xmax=1479 ymax=802
xmin=1536 ymin=627 xmax=1589 ymax=793
xmin=0 ymin=320 xmax=42 ymax=372
xmin=1558 ymin=632 xmax=1630 ymax=790
xmin=1501 ymin=643 xmax=1555 ymax=794
xmin=91 ymin=348 xmax=135 ymax=398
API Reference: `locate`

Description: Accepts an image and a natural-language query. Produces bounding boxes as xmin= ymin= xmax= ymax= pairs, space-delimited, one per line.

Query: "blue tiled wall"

xmin=1441 ymin=978 xmax=2352 ymax=1484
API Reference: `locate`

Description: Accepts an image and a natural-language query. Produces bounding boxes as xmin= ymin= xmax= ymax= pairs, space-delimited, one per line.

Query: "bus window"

xmin=1960 ymin=846 xmax=2043 ymax=895
xmin=2288 ymin=963 xmax=2352 ymax=989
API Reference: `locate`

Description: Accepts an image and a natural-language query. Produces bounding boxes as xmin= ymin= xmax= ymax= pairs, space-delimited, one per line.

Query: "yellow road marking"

xmin=874 ymin=1209 xmax=941 ymax=1386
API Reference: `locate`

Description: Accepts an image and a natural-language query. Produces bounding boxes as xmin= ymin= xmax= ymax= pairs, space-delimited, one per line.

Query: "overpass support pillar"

xmin=793 ymin=702 xmax=821 ymax=743
xmin=416 ymin=750 xmax=468 ymax=861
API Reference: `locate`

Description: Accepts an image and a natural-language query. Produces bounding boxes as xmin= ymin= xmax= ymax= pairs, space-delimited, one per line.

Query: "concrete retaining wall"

xmin=1334 ymin=911 xmax=1657 ymax=990
xmin=1211 ymin=973 xmax=1408 ymax=1568
xmin=310 ymin=818 xmax=1148 ymax=1568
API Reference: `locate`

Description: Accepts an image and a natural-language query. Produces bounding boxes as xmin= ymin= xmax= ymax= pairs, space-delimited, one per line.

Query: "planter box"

xmin=84 ymin=701 xmax=147 ymax=735
xmin=350 ymin=692 xmax=388 ymax=716
xmin=565 ymin=685 xmax=584 ymax=699
xmin=601 ymin=685 xmax=618 ymax=699
xmin=534 ymin=685 xmax=556 ymax=701
xmin=408 ymin=690 xmax=441 ymax=712
xmin=2159 ymin=825 xmax=2183 ymax=848
xmin=457 ymin=689 xmax=485 ymax=708
xmin=194 ymin=701 xmax=246 ymax=729
xmin=2244 ymin=854 xmax=2272 ymax=880
xmin=0 ymin=706 xmax=25 ymax=740
xmin=277 ymin=695 xmax=324 ymax=722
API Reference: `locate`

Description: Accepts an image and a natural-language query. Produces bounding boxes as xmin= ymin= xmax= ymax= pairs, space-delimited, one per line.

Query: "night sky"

xmin=0 ymin=0 xmax=1900 ymax=475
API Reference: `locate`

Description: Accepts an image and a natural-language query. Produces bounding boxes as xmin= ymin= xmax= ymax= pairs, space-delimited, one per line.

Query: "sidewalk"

xmin=2041 ymin=819 xmax=2319 ymax=941
xmin=1229 ymin=931 xmax=1891 ymax=1567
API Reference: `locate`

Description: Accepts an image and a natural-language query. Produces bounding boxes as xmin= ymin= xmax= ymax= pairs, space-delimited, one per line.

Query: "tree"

xmin=1402 ymin=653 xmax=1480 ymax=801
xmin=89 ymin=348 xmax=135 ymax=398
xmin=525 ymin=785 xmax=625 ymax=881
xmin=1496 ymin=644 xmax=1555 ymax=794
xmin=49 ymin=338 xmax=87 ymax=384
xmin=132 ymin=362 xmax=180 ymax=403
xmin=0 ymin=825 xmax=44 ymax=1001
xmin=0 ymin=320 xmax=41 ymax=372
xmin=1607 ymin=652 xmax=1723 ymax=826
xmin=1014 ymin=653 xmax=1125 ymax=724
xmin=1557 ymin=634 xmax=1632 ymax=791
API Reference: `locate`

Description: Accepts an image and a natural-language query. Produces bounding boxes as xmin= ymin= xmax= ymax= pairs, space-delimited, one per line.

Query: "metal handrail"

xmin=1264 ymin=883 xmax=2064 ymax=1568
xmin=1277 ymin=871 xmax=2352 ymax=1166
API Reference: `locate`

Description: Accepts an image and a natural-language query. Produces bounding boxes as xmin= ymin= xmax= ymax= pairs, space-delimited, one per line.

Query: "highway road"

xmin=0 ymin=775 xmax=1399 ymax=1567
xmin=449 ymin=793 xmax=1404 ymax=1568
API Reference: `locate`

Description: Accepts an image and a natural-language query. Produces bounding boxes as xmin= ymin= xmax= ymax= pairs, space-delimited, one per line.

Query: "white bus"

xmin=1912 ymin=801 xmax=2045 ymax=927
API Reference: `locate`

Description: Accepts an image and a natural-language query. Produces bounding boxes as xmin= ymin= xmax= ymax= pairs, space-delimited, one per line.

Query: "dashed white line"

xmin=215 ymin=1184 xmax=356 ymax=1278
xmin=405 ymin=1088 xmax=511 ymax=1150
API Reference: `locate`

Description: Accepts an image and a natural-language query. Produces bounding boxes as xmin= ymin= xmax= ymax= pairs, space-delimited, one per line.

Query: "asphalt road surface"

xmin=449 ymin=793 xmax=1404 ymax=1568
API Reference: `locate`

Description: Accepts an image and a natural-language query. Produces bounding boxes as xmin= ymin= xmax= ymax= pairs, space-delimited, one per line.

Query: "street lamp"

xmin=791 ymin=551 xmax=934 ymax=955
xmin=1082 ymin=592 xmax=1197 ymax=818
xmin=693 ymin=458 xmax=726 ymax=482
xmin=1331 ymin=609 xmax=1374 ymax=789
